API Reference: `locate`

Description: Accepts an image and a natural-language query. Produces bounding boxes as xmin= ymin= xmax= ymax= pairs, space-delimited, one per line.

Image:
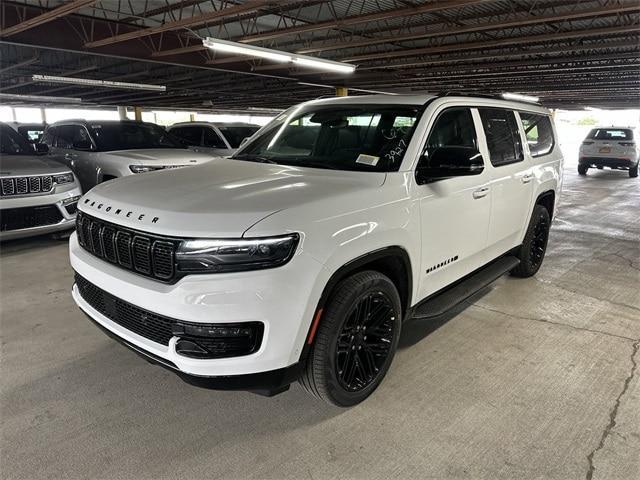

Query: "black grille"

xmin=1 ymin=175 xmax=54 ymax=196
xmin=75 ymin=273 xmax=263 ymax=357
xmin=0 ymin=205 xmax=63 ymax=232
xmin=76 ymin=211 xmax=177 ymax=282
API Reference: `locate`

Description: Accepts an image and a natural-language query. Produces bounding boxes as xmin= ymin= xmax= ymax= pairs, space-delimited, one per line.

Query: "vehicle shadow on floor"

xmin=398 ymin=287 xmax=491 ymax=350
xmin=0 ymin=234 xmax=70 ymax=257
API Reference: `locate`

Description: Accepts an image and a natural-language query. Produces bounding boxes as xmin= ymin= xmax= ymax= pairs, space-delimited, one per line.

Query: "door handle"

xmin=473 ymin=187 xmax=490 ymax=199
xmin=522 ymin=173 xmax=534 ymax=184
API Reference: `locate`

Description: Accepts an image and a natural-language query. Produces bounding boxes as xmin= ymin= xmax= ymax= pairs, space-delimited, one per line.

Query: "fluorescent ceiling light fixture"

xmin=502 ymin=92 xmax=539 ymax=103
xmin=292 ymin=56 xmax=356 ymax=74
xmin=0 ymin=92 xmax=81 ymax=104
xmin=203 ymin=38 xmax=291 ymax=62
xmin=32 ymin=74 xmax=166 ymax=92
xmin=202 ymin=37 xmax=356 ymax=74
xmin=247 ymin=107 xmax=285 ymax=113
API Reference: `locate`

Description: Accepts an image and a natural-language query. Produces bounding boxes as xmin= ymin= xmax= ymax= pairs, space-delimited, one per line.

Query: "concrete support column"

xmin=189 ymin=113 xmax=195 ymax=122
xmin=134 ymin=106 xmax=143 ymax=122
xmin=335 ymin=87 xmax=348 ymax=97
xmin=117 ymin=106 xmax=128 ymax=120
xmin=40 ymin=107 xmax=47 ymax=124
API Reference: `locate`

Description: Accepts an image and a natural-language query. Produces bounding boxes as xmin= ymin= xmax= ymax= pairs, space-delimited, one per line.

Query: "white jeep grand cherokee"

xmin=70 ymin=94 xmax=562 ymax=406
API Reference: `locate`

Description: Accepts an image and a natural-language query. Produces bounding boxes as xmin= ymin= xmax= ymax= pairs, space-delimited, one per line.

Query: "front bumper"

xmin=0 ymin=185 xmax=81 ymax=240
xmin=70 ymin=232 xmax=328 ymax=381
xmin=579 ymin=156 xmax=638 ymax=170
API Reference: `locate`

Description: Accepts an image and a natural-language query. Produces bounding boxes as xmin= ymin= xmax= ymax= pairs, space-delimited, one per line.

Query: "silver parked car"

xmin=41 ymin=120 xmax=214 ymax=191
xmin=168 ymin=122 xmax=260 ymax=157
xmin=0 ymin=123 xmax=81 ymax=241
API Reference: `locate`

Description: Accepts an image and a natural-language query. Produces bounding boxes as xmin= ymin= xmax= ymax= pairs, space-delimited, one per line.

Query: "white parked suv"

xmin=168 ymin=122 xmax=260 ymax=157
xmin=41 ymin=120 xmax=214 ymax=191
xmin=70 ymin=94 xmax=562 ymax=406
xmin=1 ymin=123 xmax=81 ymax=240
xmin=578 ymin=126 xmax=639 ymax=178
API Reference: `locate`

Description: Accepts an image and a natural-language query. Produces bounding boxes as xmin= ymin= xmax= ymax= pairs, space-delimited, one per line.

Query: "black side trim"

xmin=80 ymin=307 xmax=301 ymax=396
xmin=411 ymin=255 xmax=520 ymax=320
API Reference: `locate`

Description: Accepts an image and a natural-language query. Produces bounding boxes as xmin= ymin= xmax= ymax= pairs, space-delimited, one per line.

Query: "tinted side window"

xmin=41 ymin=127 xmax=56 ymax=146
xmin=424 ymin=108 xmax=477 ymax=153
xmin=479 ymin=108 xmax=524 ymax=166
xmin=203 ymin=127 xmax=226 ymax=148
xmin=54 ymin=125 xmax=76 ymax=149
xmin=520 ymin=112 xmax=554 ymax=157
xmin=171 ymin=126 xmax=202 ymax=146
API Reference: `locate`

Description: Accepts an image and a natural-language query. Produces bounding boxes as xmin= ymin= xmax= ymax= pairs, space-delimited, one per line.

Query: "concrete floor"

xmin=1 ymin=163 xmax=639 ymax=480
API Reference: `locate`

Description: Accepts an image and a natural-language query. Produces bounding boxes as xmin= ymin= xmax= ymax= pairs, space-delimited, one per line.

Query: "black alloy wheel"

xmin=335 ymin=291 xmax=396 ymax=392
xmin=511 ymin=204 xmax=551 ymax=278
xmin=299 ymin=270 xmax=402 ymax=406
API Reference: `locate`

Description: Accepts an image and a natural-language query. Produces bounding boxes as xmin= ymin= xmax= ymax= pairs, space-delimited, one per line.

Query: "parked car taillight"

xmin=582 ymin=141 xmax=594 ymax=145
xmin=619 ymin=142 xmax=635 ymax=147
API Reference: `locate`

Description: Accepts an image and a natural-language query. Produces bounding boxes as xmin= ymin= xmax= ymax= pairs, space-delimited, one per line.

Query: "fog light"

xmin=172 ymin=322 xmax=263 ymax=359
xmin=62 ymin=195 xmax=81 ymax=205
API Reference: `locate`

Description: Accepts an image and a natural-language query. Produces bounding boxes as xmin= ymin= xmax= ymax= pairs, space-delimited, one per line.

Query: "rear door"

xmin=478 ymin=108 xmax=534 ymax=258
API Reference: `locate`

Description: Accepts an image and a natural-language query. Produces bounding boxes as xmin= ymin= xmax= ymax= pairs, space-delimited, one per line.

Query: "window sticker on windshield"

xmin=356 ymin=154 xmax=379 ymax=166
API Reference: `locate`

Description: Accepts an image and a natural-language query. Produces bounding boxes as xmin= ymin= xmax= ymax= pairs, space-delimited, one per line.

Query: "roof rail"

xmin=435 ymin=91 xmax=542 ymax=105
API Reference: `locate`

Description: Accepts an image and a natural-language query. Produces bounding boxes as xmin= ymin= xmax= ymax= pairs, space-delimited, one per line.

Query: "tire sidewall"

xmin=319 ymin=273 xmax=402 ymax=407
xmin=520 ymin=205 xmax=550 ymax=276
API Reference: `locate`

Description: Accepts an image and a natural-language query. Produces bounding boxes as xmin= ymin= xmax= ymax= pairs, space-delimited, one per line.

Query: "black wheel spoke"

xmin=334 ymin=291 xmax=397 ymax=392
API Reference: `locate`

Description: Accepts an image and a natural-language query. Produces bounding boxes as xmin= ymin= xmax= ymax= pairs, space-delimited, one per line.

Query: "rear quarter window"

xmin=519 ymin=112 xmax=555 ymax=157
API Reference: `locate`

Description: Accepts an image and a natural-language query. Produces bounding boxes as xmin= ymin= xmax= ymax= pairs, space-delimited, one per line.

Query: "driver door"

xmin=415 ymin=107 xmax=492 ymax=300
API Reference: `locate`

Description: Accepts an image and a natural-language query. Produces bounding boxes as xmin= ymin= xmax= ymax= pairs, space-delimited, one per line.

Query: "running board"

xmin=412 ymin=256 xmax=520 ymax=320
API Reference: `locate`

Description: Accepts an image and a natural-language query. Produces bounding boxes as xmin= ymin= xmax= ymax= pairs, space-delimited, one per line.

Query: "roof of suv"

xmin=48 ymin=119 xmax=159 ymax=127
xmin=168 ymin=122 xmax=260 ymax=128
xmin=305 ymin=93 xmax=550 ymax=114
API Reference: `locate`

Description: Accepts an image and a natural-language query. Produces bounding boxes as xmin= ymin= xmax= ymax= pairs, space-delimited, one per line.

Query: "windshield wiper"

xmin=231 ymin=154 xmax=277 ymax=164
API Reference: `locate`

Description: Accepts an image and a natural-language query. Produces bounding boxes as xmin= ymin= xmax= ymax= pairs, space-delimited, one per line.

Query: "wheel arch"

xmin=301 ymin=246 xmax=413 ymax=357
xmin=535 ymin=189 xmax=556 ymax=219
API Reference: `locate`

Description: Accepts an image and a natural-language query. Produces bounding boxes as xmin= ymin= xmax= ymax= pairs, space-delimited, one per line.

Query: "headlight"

xmin=53 ymin=172 xmax=74 ymax=184
xmin=175 ymin=234 xmax=299 ymax=273
xmin=129 ymin=165 xmax=187 ymax=173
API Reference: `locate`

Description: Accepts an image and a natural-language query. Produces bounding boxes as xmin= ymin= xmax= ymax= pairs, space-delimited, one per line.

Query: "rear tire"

xmin=630 ymin=165 xmax=638 ymax=178
xmin=578 ymin=165 xmax=588 ymax=175
xmin=299 ymin=271 xmax=401 ymax=407
xmin=511 ymin=205 xmax=551 ymax=278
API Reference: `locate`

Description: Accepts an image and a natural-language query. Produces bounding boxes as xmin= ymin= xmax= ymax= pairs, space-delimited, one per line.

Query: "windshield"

xmin=588 ymin=128 xmax=633 ymax=140
xmin=88 ymin=123 xmax=186 ymax=151
xmin=0 ymin=125 xmax=35 ymax=155
xmin=232 ymin=104 xmax=422 ymax=172
xmin=218 ymin=125 xmax=260 ymax=148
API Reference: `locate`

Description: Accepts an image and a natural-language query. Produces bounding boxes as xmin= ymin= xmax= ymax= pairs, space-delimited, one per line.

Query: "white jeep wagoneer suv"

xmin=70 ymin=94 xmax=562 ymax=406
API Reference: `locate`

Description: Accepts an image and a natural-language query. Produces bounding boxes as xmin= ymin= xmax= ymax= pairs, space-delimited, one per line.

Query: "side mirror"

xmin=416 ymin=146 xmax=484 ymax=183
xmin=73 ymin=140 xmax=93 ymax=151
xmin=34 ymin=143 xmax=49 ymax=154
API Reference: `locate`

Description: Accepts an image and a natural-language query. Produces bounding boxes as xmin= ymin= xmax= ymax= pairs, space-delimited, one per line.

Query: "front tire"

xmin=630 ymin=165 xmax=638 ymax=178
xmin=511 ymin=205 xmax=551 ymax=278
xmin=578 ymin=165 xmax=588 ymax=175
xmin=299 ymin=271 xmax=401 ymax=407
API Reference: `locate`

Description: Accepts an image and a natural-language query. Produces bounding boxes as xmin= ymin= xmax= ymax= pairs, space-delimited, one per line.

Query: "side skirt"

xmin=410 ymin=255 xmax=520 ymax=320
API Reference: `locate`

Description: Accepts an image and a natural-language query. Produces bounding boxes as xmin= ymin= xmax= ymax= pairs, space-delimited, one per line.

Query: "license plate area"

xmin=599 ymin=147 xmax=611 ymax=153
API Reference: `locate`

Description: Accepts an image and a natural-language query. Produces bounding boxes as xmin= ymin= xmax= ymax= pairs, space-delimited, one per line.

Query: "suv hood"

xmin=80 ymin=158 xmax=386 ymax=237
xmin=100 ymin=148 xmax=213 ymax=165
xmin=0 ymin=154 xmax=71 ymax=176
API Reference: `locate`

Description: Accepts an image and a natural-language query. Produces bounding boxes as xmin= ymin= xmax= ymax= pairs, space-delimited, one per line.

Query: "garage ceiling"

xmin=0 ymin=0 xmax=638 ymax=111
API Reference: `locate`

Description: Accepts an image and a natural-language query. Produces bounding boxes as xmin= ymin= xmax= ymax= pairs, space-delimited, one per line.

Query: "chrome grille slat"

xmin=76 ymin=212 xmax=178 ymax=283
xmin=0 ymin=175 xmax=54 ymax=196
